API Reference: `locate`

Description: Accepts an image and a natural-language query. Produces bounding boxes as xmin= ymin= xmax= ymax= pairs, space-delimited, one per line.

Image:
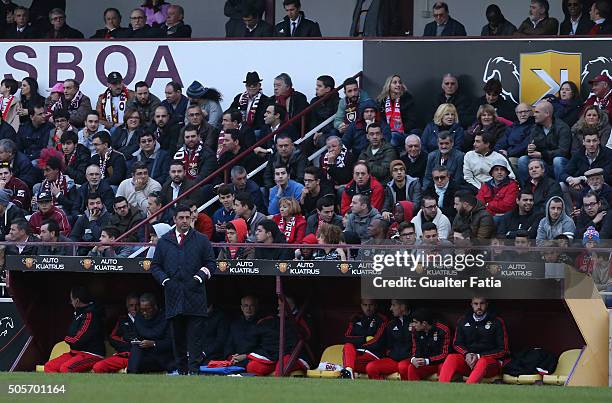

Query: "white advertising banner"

xmin=0 ymin=39 xmax=363 ymax=109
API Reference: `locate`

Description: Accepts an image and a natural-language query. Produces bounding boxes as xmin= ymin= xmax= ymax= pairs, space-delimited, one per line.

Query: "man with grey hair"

xmin=118 ymin=8 xmax=159 ymax=38
xmin=495 ymin=102 xmax=534 ymax=172
xmin=0 ymin=139 xmax=37 ymax=187
xmin=435 ymin=73 xmax=474 ymax=128
xmin=45 ymin=7 xmax=83 ymax=38
xmin=517 ymin=0 xmax=559 ymax=35
xmin=423 ymin=1 xmax=466 ymax=36
xmin=401 ymin=134 xmax=427 ymax=181
xmin=229 ymin=165 xmax=266 ymax=213
xmin=321 ymin=135 xmax=356 ymax=186
xmin=160 ymin=4 xmax=192 ymax=38
xmin=273 ymin=73 xmax=308 ymax=128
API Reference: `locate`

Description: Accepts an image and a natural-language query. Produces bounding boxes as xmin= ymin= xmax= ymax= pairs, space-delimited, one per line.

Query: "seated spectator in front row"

xmin=4 ymin=219 xmax=37 ymax=255
xmin=71 ymin=192 xmax=111 ymax=255
xmin=29 ymin=192 xmax=71 ymax=236
xmin=224 ymin=295 xmax=260 ymax=368
xmin=476 ymin=161 xmax=519 ymax=217
xmin=44 ymin=286 xmax=105 ymax=373
xmin=234 ymin=191 xmax=266 ymax=242
xmin=91 ymin=7 xmax=127 ymax=39
xmin=411 ymin=193 xmax=452 ymax=241
xmin=88 ymin=226 xmax=131 ymax=257
xmin=453 ymin=191 xmax=495 ymax=241
xmin=481 ymin=4 xmax=517 ymax=36
xmin=254 ymin=219 xmax=294 ymax=260
xmin=92 ymin=293 xmax=139 ymax=373
xmin=272 ymin=197 xmax=306 ymax=244
xmin=109 ymin=196 xmax=145 ymax=243
xmin=37 ymin=219 xmax=72 ymax=256
xmin=536 ymin=196 xmax=576 ymax=245
xmin=341 ymin=162 xmax=384 ymax=215
xmin=314 ymin=223 xmax=347 ymax=260
xmin=496 ymin=189 xmax=542 ymax=239
xmin=344 ymin=194 xmax=382 ymax=244
xmin=212 ymin=184 xmax=236 ymax=242
xmin=218 ymin=218 xmax=254 ymax=260
xmin=116 ymin=162 xmax=162 ymax=216
xmin=423 ymin=2 xmax=466 ymax=36
xmin=382 ymin=160 xmax=422 ymax=221
xmin=268 ymin=165 xmax=304 ymax=215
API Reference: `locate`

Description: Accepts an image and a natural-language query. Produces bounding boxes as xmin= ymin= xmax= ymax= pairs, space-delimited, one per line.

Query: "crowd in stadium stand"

xmin=0 ymin=1 xmax=610 ymax=39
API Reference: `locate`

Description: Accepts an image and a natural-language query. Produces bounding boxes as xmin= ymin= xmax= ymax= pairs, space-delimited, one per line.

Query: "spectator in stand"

xmin=161 ymin=161 xmax=199 ymax=207
xmin=186 ymin=82 xmax=223 ymax=129
xmin=481 ymin=4 xmax=517 ymax=36
xmin=78 ymin=165 xmax=114 ymax=214
xmin=382 ymin=160 xmax=421 ymax=220
xmin=411 ymin=193 xmax=452 ymax=240
xmin=153 ymin=106 xmax=181 ymax=157
xmin=583 ymin=74 xmax=612 ymax=122
xmin=423 ymin=164 xmax=458 ymax=222
xmin=560 ymin=0 xmax=594 ymax=34
xmin=343 ymin=99 xmax=392 ymax=157
xmin=320 ymin=135 xmax=355 ymax=187
xmin=396 ymin=222 xmax=417 ymax=246
xmin=234 ymin=191 xmax=266 ymax=242
xmin=211 ymin=184 xmax=235 ymax=242
xmin=90 ymin=131 xmax=127 ymax=187
xmin=230 ymin=166 xmax=266 ymax=214
xmin=218 ymin=128 xmax=257 ymax=174
xmin=45 ymin=83 xmax=64 ymax=120
xmin=4 ymin=6 xmax=36 ymax=39
xmin=357 ymin=218 xmax=398 ymax=260
xmin=173 ymin=124 xmax=217 ymax=183
xmin=477 ymin=161 xmax=520 ymax=217
xmin=109 ymin=196 xmax=145 ymax=243
xmin=359 ymin=123 xmax=398 ymax=184
xmin=43 ymin=286 xmax=105 ymax=373
xmin=422 ymin=104 xmax=464 ymax=155
xmin=341 ymin=162 xmax=384 ymax=215
xmin=275 ymin=0 xmax=321 ymax=37
xmin=0 ymin=190 xmax=25 ymax=241
xmin=571 ymin=106 xmax=611 ymax=154
xmin=334 ymin=78 xmax=369 ymax=135
xmin=516 ymin=0 xmax=559 ymax=35
xmin=78 ymin=111 xmax=106 ymax=156
xmin=579 ymin=167 xmax=612 ymax=208
xmin=92 ymin=294 xmax=139 ymax=374
xmin=130 ymin=131 xmax=170 ymax=185
xmin=435 ymin=75 xmax=474 ymax=129
xmin=117 ymin=162 xmax=162 ymax=216
xmin=401 ymin=135 xmax=427 ymax=182
xmin=549 ymin=81 xmax=583 ymax=128
xmin=161 ymin=81 xmax=189 ymax=127
xmin=91 ymin=7 xmax=127 ymax=39
xmin=496 ymin=189 xmax=541 ymax=239
xmin=525 ymin=159 xmax=562 ymax=216
xmin=350 ymin=0 xmax=401 ymax=36
xmin=71 ymin=192 xmax=111 ymax=255
xmin=159 ymin=5 xmax=191 ymax=38
xmin=309 ymin=75 xmax=339 ymax=147
xmin=439 ymin=297 xmax=509 ymax=384
xmin=17 ymin=105 xmax=53 ymax=162
xmin=344 ymin=194 xmax=382 ymax=243
xmin=119 ymin=8 xmax=158 ymax=38
xmin=377 ymin=74 xmax=417 ymax=147
xmin=88 ymin=226 xmax=131 ymax=258
xmin=224 ymin=0 xmax=266 ymax=36
xmin=463 ymin=105 xmax=509 ymax=152
xmin=127 ymin=82 xmax=161 ymax=125
xmin=0 ymin=139 xmax=37 ymax=188
xmin=112 ymin=108 xmax=143 ymax=161
xmin=140 ymin=0 xmax=170 ymax=26
xmin=0 ymin=78 xmax=20 ymax=133
xmin=48 ymin=109 xmax=77 ymax=151
xmin=273 ymin=73 xmax=308 ymax=132
xmin=0 ymin=163 xmax=29 ymax=210
xmin=589 ymin=0 xmax=612 ymax=34
xmin=475 ymin=79 xmax=516 ymax=122
xmin=268 ymin=164 xmax=304 ymax=215
xmin=4 ymin=219 xmax=38 ymax=255
xmin=536 ymin=196 xmax=576 ymax=244
xmin=33 ymin=148 xmax=79 ymax=218
xmin=272 ymin=197 xmax=306 ymax=244
xmin=452 ymin=190 xmax=495 ymax=241
xmin=423 ymin=2 xmax=466 ymax=36
xmin=305 ymin=195 xmax=343 ymax=235
xmin=37 ymin=219 xmax=72 ymax=256
xmin=221 ymin=109 xmax=256 ymax=152
xmin=17 ymin=77 xmax=45 ymax=126
xmin=463 ymin=132 xmax=515 ymax=192
xmin=230 ymin=72 xmax=270 ymax=133
xmin=495 ymin=103 xmax=534 ymax=172
xmin=253 ymin=219 xmax=294 ymax=260
xmin=300 ymin=166 xmax=334 ymax=217
xmin=517 ymin=100 xmax=571 ymax=183
xmin=227 ymin=6 xmax=273 ymax=37
xmin=96 ymin=72 xmax=134 ymax=133
xmin=218 ymin=218 xmax=254 ymax=260
xmin=29 ymin=191 xmax=71 ymax=236
xmin=56 ymin=79 xmax=91 ymax=130
xmin=44 ymin=8 xmax=83 ymax=39
xmin=423 ymin=131 xmax=465 ymax=190
xmin=186 ymin=199 xmax=214 ymax=240
xmin=262 ymin=134 xmax=307 ymax=188
xmin=575 ymin=191 xmax=612 ymax=238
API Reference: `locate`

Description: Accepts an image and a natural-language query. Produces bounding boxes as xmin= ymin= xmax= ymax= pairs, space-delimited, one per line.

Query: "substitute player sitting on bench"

xmin=439 ymin=296 xmax=509 ymax=384
xmin=341 ymin=298 xmax=387 ymax=379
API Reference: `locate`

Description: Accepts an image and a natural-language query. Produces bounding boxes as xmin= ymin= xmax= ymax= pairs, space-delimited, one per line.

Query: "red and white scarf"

xmin=175 ymin=143 xmax=203 ymax=180
xmin=101 ymin=87 xmax=129 ymax=124
xmin=40 ymin=174 xmax=68 ymax=205
xmin=0 ymin=95 xmax=15 ymax=121
xmin=238 ymin=91 xmax=263 ymax=127
xmin=50 ymin=127 xmax=74 ymax=151
xmin=277 ymin=215 xmax=298 ymax=243
xmin=385 ymin=96 xmax=404 ymax=133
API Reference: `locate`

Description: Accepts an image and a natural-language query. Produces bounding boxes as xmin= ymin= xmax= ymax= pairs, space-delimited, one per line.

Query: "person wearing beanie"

xmin=146 ymin=222 xmax=172 ymax=258
xmin=382 ymin=159 xmax=422 ymax=221
xmin=186 ymin=81 xmax=223 ymax=129
xmin=476 ymin=160 xmax=520 ymax=216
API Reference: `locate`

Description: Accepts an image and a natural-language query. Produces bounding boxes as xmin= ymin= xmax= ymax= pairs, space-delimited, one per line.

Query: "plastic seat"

xmin=542 ymin=349 xmax=581 ymax=386
xmin=502 ymin=374 xmax=543 ymax=385
xmin=462 ymin=374 xmax=502 ymax=383
xmin=36 ymin=341 xmax=70 ymax=372
xmin=306 ymin=344 xmax=343 ymax=378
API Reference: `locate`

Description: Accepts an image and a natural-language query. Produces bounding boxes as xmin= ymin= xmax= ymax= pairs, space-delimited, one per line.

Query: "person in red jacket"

xmin=92 ymin=293 xmax=140 ymax=373
xmin=399 ymin=308 xmax=450 ymax=381
xmin=476 ymin=161 xmax=519 ymax=216
xmin=341 ymin=299 xmax=387 ymax=379
xmin=341 ymin=162 xmax=384 ymax=215
xmin=28 ymin=191 xmax=71 ymax=236
xmin=583 ymin=75 xmax=612 ymax=122
xmin=439 ymin=297 xmax=509 ymax=384
xmin=0 ymin=162 xmax=31 ymax=210
xmin=44 ymin=286 xmax=106 ymax=373
xmin=272 ymin=197 xmax=306 ymax=244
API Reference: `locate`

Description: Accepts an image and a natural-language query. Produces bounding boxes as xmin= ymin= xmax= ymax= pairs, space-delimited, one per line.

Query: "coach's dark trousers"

xmin=171 ymin=314 xmax=205 ymax=373
xmin=127 ymin=346 xmax=172 ymax=374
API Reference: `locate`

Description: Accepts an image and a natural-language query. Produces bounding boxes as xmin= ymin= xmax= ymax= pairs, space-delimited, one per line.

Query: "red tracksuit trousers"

xmin=44 ymin=351 xmax=103 ymax=373
xmin=92 ymin=354 xmax=129 ymax=373
xmin=438 ymin=353 xmax=501 ymax=383
xmin=342 ymin=343 xmax=378 ymax=373
xmin=398 ymin=359 xmax=440 ymax=380
xmin=246 ymin=354 xmax=308 ymax=376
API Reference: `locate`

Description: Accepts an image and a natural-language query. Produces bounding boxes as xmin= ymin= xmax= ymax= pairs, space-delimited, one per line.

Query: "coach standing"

xmin=151 ymin=204 xmax=215 ymax=375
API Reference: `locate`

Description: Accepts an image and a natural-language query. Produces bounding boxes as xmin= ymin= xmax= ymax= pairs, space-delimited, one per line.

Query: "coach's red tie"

xmin=179 ymin=233 xmax=185 ymax=246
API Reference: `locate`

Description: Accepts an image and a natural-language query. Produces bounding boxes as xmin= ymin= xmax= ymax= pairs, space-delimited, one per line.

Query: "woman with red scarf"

xmin=376 ymin=74 xmax=417 ymax=148
xmin=272 ymin=197 xmax=306 ymax=244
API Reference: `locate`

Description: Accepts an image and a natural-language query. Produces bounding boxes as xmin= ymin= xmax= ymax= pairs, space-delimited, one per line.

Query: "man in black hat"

xmin=96 ymin=72 xmax=134 ymax=133
xmin=230 ymin=72 xmax=270 ymax=131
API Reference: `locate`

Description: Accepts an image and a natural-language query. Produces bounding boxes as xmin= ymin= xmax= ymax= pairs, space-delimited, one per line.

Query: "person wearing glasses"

xmin=495 ymin=103 xmax=534 ymax=174
xmin=118 ymin=8 xmax=159 ymax=38
xmin=44 ymin=8 xmax=83 ymax=39
xmin=411 ymin=193 xmax=452 ymax=241
xmin=560 ymin=0 xmax=594 ymax=35
xmin=396 ymin=222 xmax=417 ymax=246
xmin=423 ymin=164 xmax=458 ymax=222
xmin=112 ymin=107 xmax=144 ymax=161
xmin=129 ymin=131 xmax=171 ymax=185
xmin=423 ymin=2 xmax=466 ymax=37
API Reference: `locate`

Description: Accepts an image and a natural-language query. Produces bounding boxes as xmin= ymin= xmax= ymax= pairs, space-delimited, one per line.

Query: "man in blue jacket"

xmin=151 ymin=204 xmax=216 ymax=375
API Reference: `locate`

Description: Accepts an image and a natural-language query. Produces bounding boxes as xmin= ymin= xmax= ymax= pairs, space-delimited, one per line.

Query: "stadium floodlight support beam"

xmin=116 ymin=71 xmax=362 ymax=243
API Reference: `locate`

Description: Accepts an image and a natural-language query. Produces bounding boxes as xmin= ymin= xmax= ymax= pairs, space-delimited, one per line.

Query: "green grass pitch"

xmin=0 ymin=373 xmax=610 ymax=403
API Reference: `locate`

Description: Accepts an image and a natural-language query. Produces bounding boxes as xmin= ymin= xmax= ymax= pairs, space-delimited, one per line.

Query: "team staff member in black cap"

xmin=151 ymin=204 xmax=216 ymax=375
